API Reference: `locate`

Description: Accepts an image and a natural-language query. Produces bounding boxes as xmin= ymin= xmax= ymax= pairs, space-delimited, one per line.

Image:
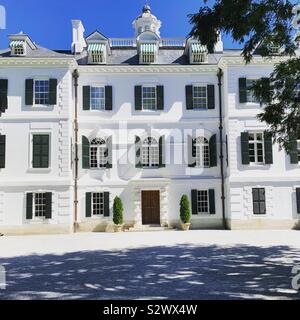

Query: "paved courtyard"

xmin=0 ymin=230 xmax=299 ymax=300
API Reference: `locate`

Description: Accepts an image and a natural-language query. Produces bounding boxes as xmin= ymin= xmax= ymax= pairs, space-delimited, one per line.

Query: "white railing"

xmin=110 ymin=38 xmax=186 ymax=48
xmin=110 ymin=38 xmax=136 ymax=47
xmin=161 ymin=38 xmax=186 ymax=47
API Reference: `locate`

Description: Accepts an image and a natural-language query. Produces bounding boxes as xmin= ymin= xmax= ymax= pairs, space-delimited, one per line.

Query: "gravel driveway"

xmin=0 ymin=230 xmax=299 ymax=300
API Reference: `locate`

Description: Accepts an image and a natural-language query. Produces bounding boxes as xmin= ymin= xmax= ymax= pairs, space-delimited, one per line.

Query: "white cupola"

xmin=133 ymin=4 xmax=162 ymax=37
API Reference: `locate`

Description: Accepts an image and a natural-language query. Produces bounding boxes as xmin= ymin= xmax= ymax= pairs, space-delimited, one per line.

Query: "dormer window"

xmin=190 ymin=43 xmax=207 ymax=64
xmin=140 ymin=43 xmax=157 ymax=64
xmin=87 ymin=43 xmax=106 ymax=64
xmin=10 ymin=41 xmax=25 ymax=56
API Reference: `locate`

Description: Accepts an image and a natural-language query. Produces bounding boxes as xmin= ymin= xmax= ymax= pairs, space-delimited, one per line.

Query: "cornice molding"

xmin=218 ymin=55 xmax=290 ymax=68
xmin=78 ymin=64 xmax=219 ymax=74
xmin=0 ymin=58 xmax=77 ymax=68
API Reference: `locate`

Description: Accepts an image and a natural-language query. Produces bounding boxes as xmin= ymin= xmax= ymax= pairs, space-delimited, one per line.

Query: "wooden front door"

xmin=142 ymin=191 xmax=160 ymax=225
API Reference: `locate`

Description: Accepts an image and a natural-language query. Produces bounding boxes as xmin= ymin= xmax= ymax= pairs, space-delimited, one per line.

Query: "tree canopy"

xmin=189 ymin=0 xmax=300 ymax=153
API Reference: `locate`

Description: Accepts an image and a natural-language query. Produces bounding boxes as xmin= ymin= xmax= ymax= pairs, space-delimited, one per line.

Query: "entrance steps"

xmin=125 ymin=225 xmax=176 ymax=232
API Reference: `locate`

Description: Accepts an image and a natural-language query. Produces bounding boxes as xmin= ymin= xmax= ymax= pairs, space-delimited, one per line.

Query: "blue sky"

xmin=0 ymin=0 xmax=242 ymax=50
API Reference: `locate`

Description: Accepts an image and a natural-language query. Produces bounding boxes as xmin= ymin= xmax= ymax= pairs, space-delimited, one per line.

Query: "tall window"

xmin=34 ymin=193 xmax=47 ymax=217
xmin=252 ymin=188 xmax=266 ymax=215
xmin=90 ymin=138 xmax=107 ymax=169
xmin=32 ymin=134 xmax=50 ymax=169
xmin=142 ymin=86 xmax=157 ymax=110
xmin=249 ymin=133 xmax=264 ymax=164
xmin=92 ymin=192 xmax=104 ymax=215
xmin=34 ymin=80 xmax=50 ymax=105
xmin=142 ymin=137 xmax=159 ymax=168
xmin=91 ymin=87 xmax=105 ymax=110
xmin=194 ymin=137 xmax=210 ymax=167
xmin=246 ymin=79 xmax=259 ymax=103
xmin=197 ymin=190 xmax=209 ymax=214
xmin=193 ymin=86 xmax=207 ymax=109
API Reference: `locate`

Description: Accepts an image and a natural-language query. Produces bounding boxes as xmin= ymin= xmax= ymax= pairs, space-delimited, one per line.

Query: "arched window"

xmin=142 ymin=137 xmax=159 ymax=167
xmin=90 ymin=138 xmax=107 ymax=168
xmin=194 ymin=137 xmax=210 ymax=167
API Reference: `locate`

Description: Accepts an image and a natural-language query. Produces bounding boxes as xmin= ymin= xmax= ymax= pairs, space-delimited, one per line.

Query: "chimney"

xmin=214 ymin=32 xmax=223 ymax=53
xmin=71 ymin=20 xmax=86 ymax=54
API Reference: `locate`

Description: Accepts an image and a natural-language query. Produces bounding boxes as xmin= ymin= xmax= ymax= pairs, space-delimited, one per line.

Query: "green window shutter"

xmin=0 ymin=134 xmax=6 ymax=169
xmin=239 ymin=78 xmax=247 ymax=103
xmin=289 ymin=135 xmax=298 ymax=164
xmin=209 ymin=134 xmax=217 ymax=167
xmin=135 ymin=86 xmax=142 ymax=111
xmin=264 ymin=131 xmax=273 ymax=164
xmin=191 ymin=189 xmax=198 ymax=215
xmin=49 ymin=79 xmax=57 ymax=105
xmin=188 ymin=135 xmax=196 ymax=167
xmin=207 ymin=85 xmax=215 ymax=109
xmin=157 ymin=85 xmax=164 ymax=110
xmin=209 ymin=189 xmax=216 ymax=214
xmin=0 ymin=79 xmax=8 ymax=112
xmin=32 ymin=135 xmax=49 ymax=168
xmin=186 ymin=85 xmax=193 ymax=110
xmin=135 ymin=136 xmax=142 ymax=168
xmin=106 ymin=135 xmax=113 ymax=169
xmin=241 ymin=132 xmax=250 ymax=165
xmin=104 ymin=192 xmax=110 ymax=217
xmin=45 ymin=192 xmax=52 ymax=219
xmin=25 ymin=79 xmax=34 ymax=106
xmin=261 ymin=77 xmax=270 ymax=103
xmin=82 ymin=135 xmax=90 ymax=169
xmin=26 ymin=193 xmax=33 ymax=220
xmin=105 ymin=86 xmax=113 ymax=111
xmin=83 ymin=86 xmax=90 ymax=110
xmin=159 ymin=135 xmax=166 ymax=168
xmin=296 ymin=188 xmax=300 ymax=214
xmin=86 ymin=192 xmax=92 ymax=218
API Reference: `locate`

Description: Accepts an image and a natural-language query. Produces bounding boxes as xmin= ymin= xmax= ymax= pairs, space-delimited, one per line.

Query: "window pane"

xmin=246 ymin=79 xmax=259 ymax=103
xmin=90 ymin=138 xmax=107 ymax=168
xmin=193 ymin=86 xmax=207 ymax=109
xmin=34 ymin=80 xmax=49 ymax=105
xmin=92 ymin=192 xmax=104 ymax=215
xmin=142 ymin=87 xmax=156 ymax=110
xmin=142 ymin=137 xmax=159 ymax=167
xmin=91 ymin=87 xmax=105 ymax=110
xmin=197 ymin=190 xmax=209 ymax=214
xmin=34 ymin=193 xmax=46 ymax=217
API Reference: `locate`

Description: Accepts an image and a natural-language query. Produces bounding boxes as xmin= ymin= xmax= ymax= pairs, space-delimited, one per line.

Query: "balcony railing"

xmin=109 ymin=38 xmax=186 ymax=48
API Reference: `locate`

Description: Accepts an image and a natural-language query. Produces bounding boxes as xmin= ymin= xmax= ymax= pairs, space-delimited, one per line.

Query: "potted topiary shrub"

xmin=180 ymin=195 xmax=191 ymax=231
xmin=113 ymin=196 xmax=124 ymax=232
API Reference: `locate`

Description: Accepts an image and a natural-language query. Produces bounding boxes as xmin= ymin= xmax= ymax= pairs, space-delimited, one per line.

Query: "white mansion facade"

xmin=0 ymin=5 xmax=299 ymax=234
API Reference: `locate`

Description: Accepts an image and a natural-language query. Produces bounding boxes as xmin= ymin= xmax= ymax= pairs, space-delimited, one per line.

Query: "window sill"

xmin=240 ymin=102 xmax=261 ymax=107
xmin=27 ymin=168 xmax=51 ymax=174
xmin=247 ymin=163 xmax=270 ymax=168
xmin=88 ymin=109 xmax=111 ymax=112
xmin=138 ymin=110 xmax=163 ymax=113
xmin=187 ymin=108 xmax=209 ymax=111
xmin=28 ymin=218 xmax=51 ymax=224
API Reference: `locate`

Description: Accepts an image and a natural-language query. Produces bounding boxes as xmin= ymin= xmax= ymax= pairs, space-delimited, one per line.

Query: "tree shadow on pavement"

xmin=0 ymin=244 xmax=299 ymax=300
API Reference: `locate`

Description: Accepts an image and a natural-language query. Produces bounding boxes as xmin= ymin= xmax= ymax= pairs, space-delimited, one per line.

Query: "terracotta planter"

xmin=180 ymin=222 xmax=191 ymax=231
xmin=114 ymin=225 xmax=123 ymax=232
